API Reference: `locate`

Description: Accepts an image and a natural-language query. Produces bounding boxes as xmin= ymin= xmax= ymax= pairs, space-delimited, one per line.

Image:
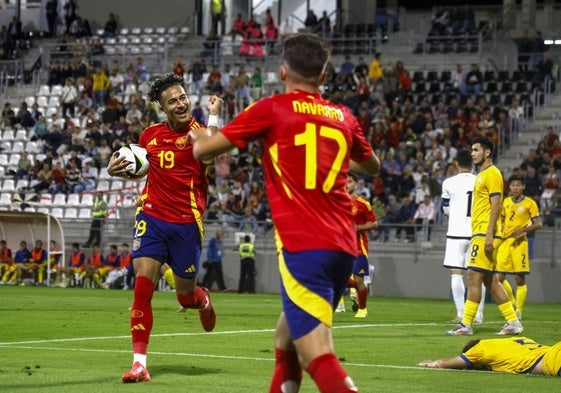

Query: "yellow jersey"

xmin=472 ymin=165 xmax=503 ymax=237
xmin=462 ymin=337 xmax=550 ymax=374
xmin=501 ymin=195 xmax=540 ymax=239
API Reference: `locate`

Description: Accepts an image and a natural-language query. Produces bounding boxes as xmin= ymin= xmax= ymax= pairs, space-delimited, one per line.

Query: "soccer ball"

xmin=116 ymin=144 xmax=149 ymax=178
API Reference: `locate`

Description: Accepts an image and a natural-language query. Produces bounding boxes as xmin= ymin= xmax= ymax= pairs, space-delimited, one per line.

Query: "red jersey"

xmin=220 ymin=90 xmax=373 ymax=253
xmin=352 ymin=196 xmax=377 ymax=256
xmin=138 ymin=119 xmax=208 ymax=223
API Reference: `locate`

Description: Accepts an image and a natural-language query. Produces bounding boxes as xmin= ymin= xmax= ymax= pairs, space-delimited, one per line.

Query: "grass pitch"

xmin=0 ymin=287 xmax=560 ymax=392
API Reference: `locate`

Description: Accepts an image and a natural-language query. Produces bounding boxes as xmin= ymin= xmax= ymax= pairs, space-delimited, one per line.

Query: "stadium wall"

xmin=214 ymin=249 xmax=561 ymax=302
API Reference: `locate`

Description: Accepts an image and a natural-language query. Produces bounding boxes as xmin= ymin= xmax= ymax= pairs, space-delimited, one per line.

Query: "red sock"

xmin=306 ymin=353 xmax=357 ymax=393
xmin=269 ymin=348 xmax=302 ymax=393
xmin=347 ymin=277 xmax=356 ymax=288
xmin=357 ymin=288 xmax=368 ymax=309
xmin=131 ymin=276 xmax=155 ymax=355
xmin=176 ymin=286 xmax=207 ymax=309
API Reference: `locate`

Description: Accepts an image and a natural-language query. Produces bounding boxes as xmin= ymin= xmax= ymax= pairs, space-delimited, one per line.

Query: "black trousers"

xmin=238 ymin=257 xmax=256 ymax=294
xmin=85 ymin=218 xmax=104 ymax=246
xmin=202 ymin=261 xmax=227 ymax=291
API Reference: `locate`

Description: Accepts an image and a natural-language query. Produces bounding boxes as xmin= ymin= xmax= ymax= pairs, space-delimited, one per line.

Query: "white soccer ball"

xmin=116 ymin=144 xmax=149 ymax=178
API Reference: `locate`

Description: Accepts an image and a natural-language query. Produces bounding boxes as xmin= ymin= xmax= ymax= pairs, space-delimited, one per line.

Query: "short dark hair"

xmin=348 ymin=171 xmax=360 ymax=182
xmin=148 ymin=73 xmax=185 ymax=103
xmin=244 ymin=235 xmax=251 ymax=242
xmin=283 ymin=33 xmax=330 ymax=81
xmin=72 ymin=242 xmax=80 ymax=249
xmin=508 ymin=174 xmax=524 ymax=184
xmin=456 ymin=150 xmax=473 ymax=169
xmin=462 ymin=339 xmax=480 ymax=353
xmin=472 ymin=136 xmax=494 ymax=155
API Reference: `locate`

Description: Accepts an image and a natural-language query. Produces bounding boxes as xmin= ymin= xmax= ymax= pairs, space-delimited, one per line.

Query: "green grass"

xmin=0 ymin=287 xmax=560 ymax=392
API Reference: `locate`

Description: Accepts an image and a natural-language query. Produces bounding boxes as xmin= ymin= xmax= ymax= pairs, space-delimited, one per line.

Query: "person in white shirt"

xmin=60 ymin=77 xmax=78 ymax=117
xmin=508 ymin=97 xmax=524 ymax=136
xmin=109 ymin=68 xmax=124 ymax=94
xmin=413 ymin=195 xmax=436 ymax=241
xmin=125 ymin=103 xmax=142 ymax=125
xmin=441 ymin=150 xmax=485 ymax=324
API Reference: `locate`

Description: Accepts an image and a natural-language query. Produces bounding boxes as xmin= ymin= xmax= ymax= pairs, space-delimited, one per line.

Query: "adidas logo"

xmin=131 ymin=323 xmax=146 ymax=331
xmin=185 ymin=265 xmax=196 ymax=273
xmin=148 ymin=138 xmax=157 ymax=146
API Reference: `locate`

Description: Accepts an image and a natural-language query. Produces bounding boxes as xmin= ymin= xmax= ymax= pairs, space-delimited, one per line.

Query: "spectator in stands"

xmin=103 ymin=13 xmax=118 ymax=37
xmin=304 ymin=9 xmax=318 ymax=31
xmin=45 ymin=0 xmax=58 ymax=37
xmin=379 ymin=194 xmax=401 ymax=241
xmin=540 ymin=165 xmax=559 ymax=210
xmin=29 ymin=103 xmax=42 ymax=124
xmin=32 ymin=162 xmax=53 ymax=193
xmin=1 ymin=102 xmax=16 ymax=128
xmin=462 ymin=4 xmax=476 ymax=33
xmin=133 ymin=57 xmax=149 ymax=83
xmin=59 ymin=77 xmax=77 ymax=117
xmin=394 ymin=195 xmax=417 ymax=242
xmin=250 ymin=67 xmax=263 ymax=100
xmin=207 ymin=64 xmax=222 ymax=94
xmin=340 ymin=55 xmax=355 ymax=76
xmin=108 ymin=67 xmax=124 ymax=94
xmin=190 ymin=101 xmax=204 ymax=124
xmin=449 ymin=6 xmax=464 ymax=35
xmin=264 ymin=9 xmax=279 ymax=52
xmin=235 ymin=65 xmax=252 ymax=112
xmin=7 ymin=16 xmax=23 ymax=42
xmin=517 ymin=30 xmax=533 ymax=72
xmin=14 ymin=151 xmax=32 ymax=180
xmin=395 ymin=61 xmax=411 ymax=94
xmin=63 ymin=0 xmax=77 ymax=34
xmin=201 ymin=30 xmax=221 ymax=63
xmin=15 ymin=102 xmax=35 ymax=129
xmin=91 ymin=66 xmax=110 ymax=110
xmin=413 ymin=194 xmax=436 ymax=241
xmin=48 ymin=161 xmax=68 ymax=194
xmin=125 ymin=103 xmax=142 ymax=125
xmin=172 ymin=55 xmax=186 ymax=78
xmin=187 ymin=55 xmax=207 ymax=98
xmin=65 ymin=160 xmax=83 ymax=193
xmin=369 ymin=52 xmax=383 ymax=84
xmin=90 ymin=38 xmax=105 ymax=56
xmin=431 ymin=5 xmax=449 ymax=36
xmin=231 ymin=13 xmax=246 ymax=41
xmin=531 ymin=51 xmax=553 ymax=89
xmin=460 ymin=63 xmax=483 ymax=96
xmin=445 ymin=64 xmax=465 ymax=97
xmin=30 ymin=115 xmax=48 ymax=141
xmin=316 ymin=10 xmax=331 ymax=37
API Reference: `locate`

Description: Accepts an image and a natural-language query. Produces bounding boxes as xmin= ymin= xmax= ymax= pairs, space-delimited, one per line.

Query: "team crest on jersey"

xmin=133 ymin=238 xmax=141 ymax=251
xmin=518 ymin=206 xmax=525 ymax=212
xmin=176 ymin=136 xmax=187 ymax=149
xmin=477 ymin=178 xmax=482 ymax=184
xmin=351 ymin=205 xmax=358 ymax=215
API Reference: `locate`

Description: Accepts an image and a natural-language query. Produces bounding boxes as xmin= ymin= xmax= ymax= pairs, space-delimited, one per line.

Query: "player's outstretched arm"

xmin=107 ymin=152 xmax=134 ymax=179
xmin=191 ymin=130 xmax=235 ymax=161
xmin=417 ymin=356 xmax=467 ymax=369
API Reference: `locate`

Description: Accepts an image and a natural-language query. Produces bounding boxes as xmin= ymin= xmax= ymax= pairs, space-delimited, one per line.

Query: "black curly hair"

xmin=147 ymin=73 xmax=185 ymax=104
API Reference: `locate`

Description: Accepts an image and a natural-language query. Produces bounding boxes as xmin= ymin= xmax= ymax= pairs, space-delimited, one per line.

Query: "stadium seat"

xmin=52 ymin=193 xmax=66 ymax=206
xmin=143 ymin=27 xmax=154 ymax=35
xmin=40 ymin=194 xmax=53 ymax=205
xmin=51 ymin=207 xmax=64 ymax=218
xmin=0 ymin=154 xmax=8 ymax=166
xmin=24 ymin=96 xmax=35 ymax=107
xmin=0 ymin=167 xmax=5 ymax=179
xmin=38 ymin=85 xmax=50 ymax=96
xmin=50 ymin=85 xmax=63 ymax=96
xmin=0 ymin=141 xmax=11 ymax=153
xmin=36 ymin=96 xmax=48 ymax=107
xmin=483 ymin=70 xmax=495 ymax=82
xmin=2 ymin=129 xmax=15 ymax=140
xmin=25 ymin=141 xmax=39 ymax=153
xmin=64 ymin=208 xmax=78 ymax=219
xmin=98 ymin=167 xmax=111 ymax=180
xmin=111 ymin=180 xmax=124 ymax=191
xmin=0 ymin=193 xmax=11 ymax=205
xmin=2 ymin=179 xmax=16 ymax=192
xmin=80 ymin=194 xmax=94 ymax=207
xmin=12 ymin=141 xmax=24 ymax=152
xmin=37 ymin=207 xmax=50 ymax=215
xmin=66 ymin=193 xmax=81 ymax=206
xmin=14 ymin=130 xmax=27 ymax=141
xmin=96 ymin=180 xmax=110 ymax=192
xmin=79 ymin=208 xmax=92 ymax=219
xmin=8 ymin=154 xmax=21 ymax=166
xmin=131 ymin=27 xmax=142 ymax=35
xmin=15 ymin=179 xmax=28 ymax=190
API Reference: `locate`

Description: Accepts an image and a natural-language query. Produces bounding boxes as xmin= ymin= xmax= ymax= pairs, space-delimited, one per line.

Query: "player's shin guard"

xmin=176 ymin=286 xmax=207 ymax=309
xmin=501 ymin=279 xmax=516 ymax=306
xmin=347 ymin=277 xmax=356 ymax=288
xmin=306 ymin=353 xmax=357 ymax=393
xmin=130 ymin=276 xmax=155 ymax=357
xmin=269 ymin=348 xmax=302 ymax=393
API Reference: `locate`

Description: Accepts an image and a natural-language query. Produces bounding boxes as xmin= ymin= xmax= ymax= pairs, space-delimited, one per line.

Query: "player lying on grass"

xmin=418 ymin=336 xmax=561 ymax=376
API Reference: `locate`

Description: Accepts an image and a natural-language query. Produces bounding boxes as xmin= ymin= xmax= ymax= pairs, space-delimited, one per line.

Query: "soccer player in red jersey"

xmin=345 ymin=172 xmax=377 ymax=318
xmin=107 ymin=73 xmax=222 ymax=383
xmin=191 ymin=33 xmax=379 ymax=393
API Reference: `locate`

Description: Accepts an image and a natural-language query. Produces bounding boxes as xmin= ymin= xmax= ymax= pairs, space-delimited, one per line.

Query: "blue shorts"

xmin=279 ymin=248 xmax=354 ymax=340
xmin=132 ymin=211 xmax=202 ymax=278
xmin=352 ymin=255 xmax=369 ymax=277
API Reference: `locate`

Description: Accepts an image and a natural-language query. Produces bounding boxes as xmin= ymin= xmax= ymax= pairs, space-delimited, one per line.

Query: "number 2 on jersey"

xmin=294 ymin=122 xmax=347 ymax=193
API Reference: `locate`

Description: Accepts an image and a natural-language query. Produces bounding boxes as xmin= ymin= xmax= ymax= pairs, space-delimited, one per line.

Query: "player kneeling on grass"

xmin=418 ymin=336 xmax=561 ymax=376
